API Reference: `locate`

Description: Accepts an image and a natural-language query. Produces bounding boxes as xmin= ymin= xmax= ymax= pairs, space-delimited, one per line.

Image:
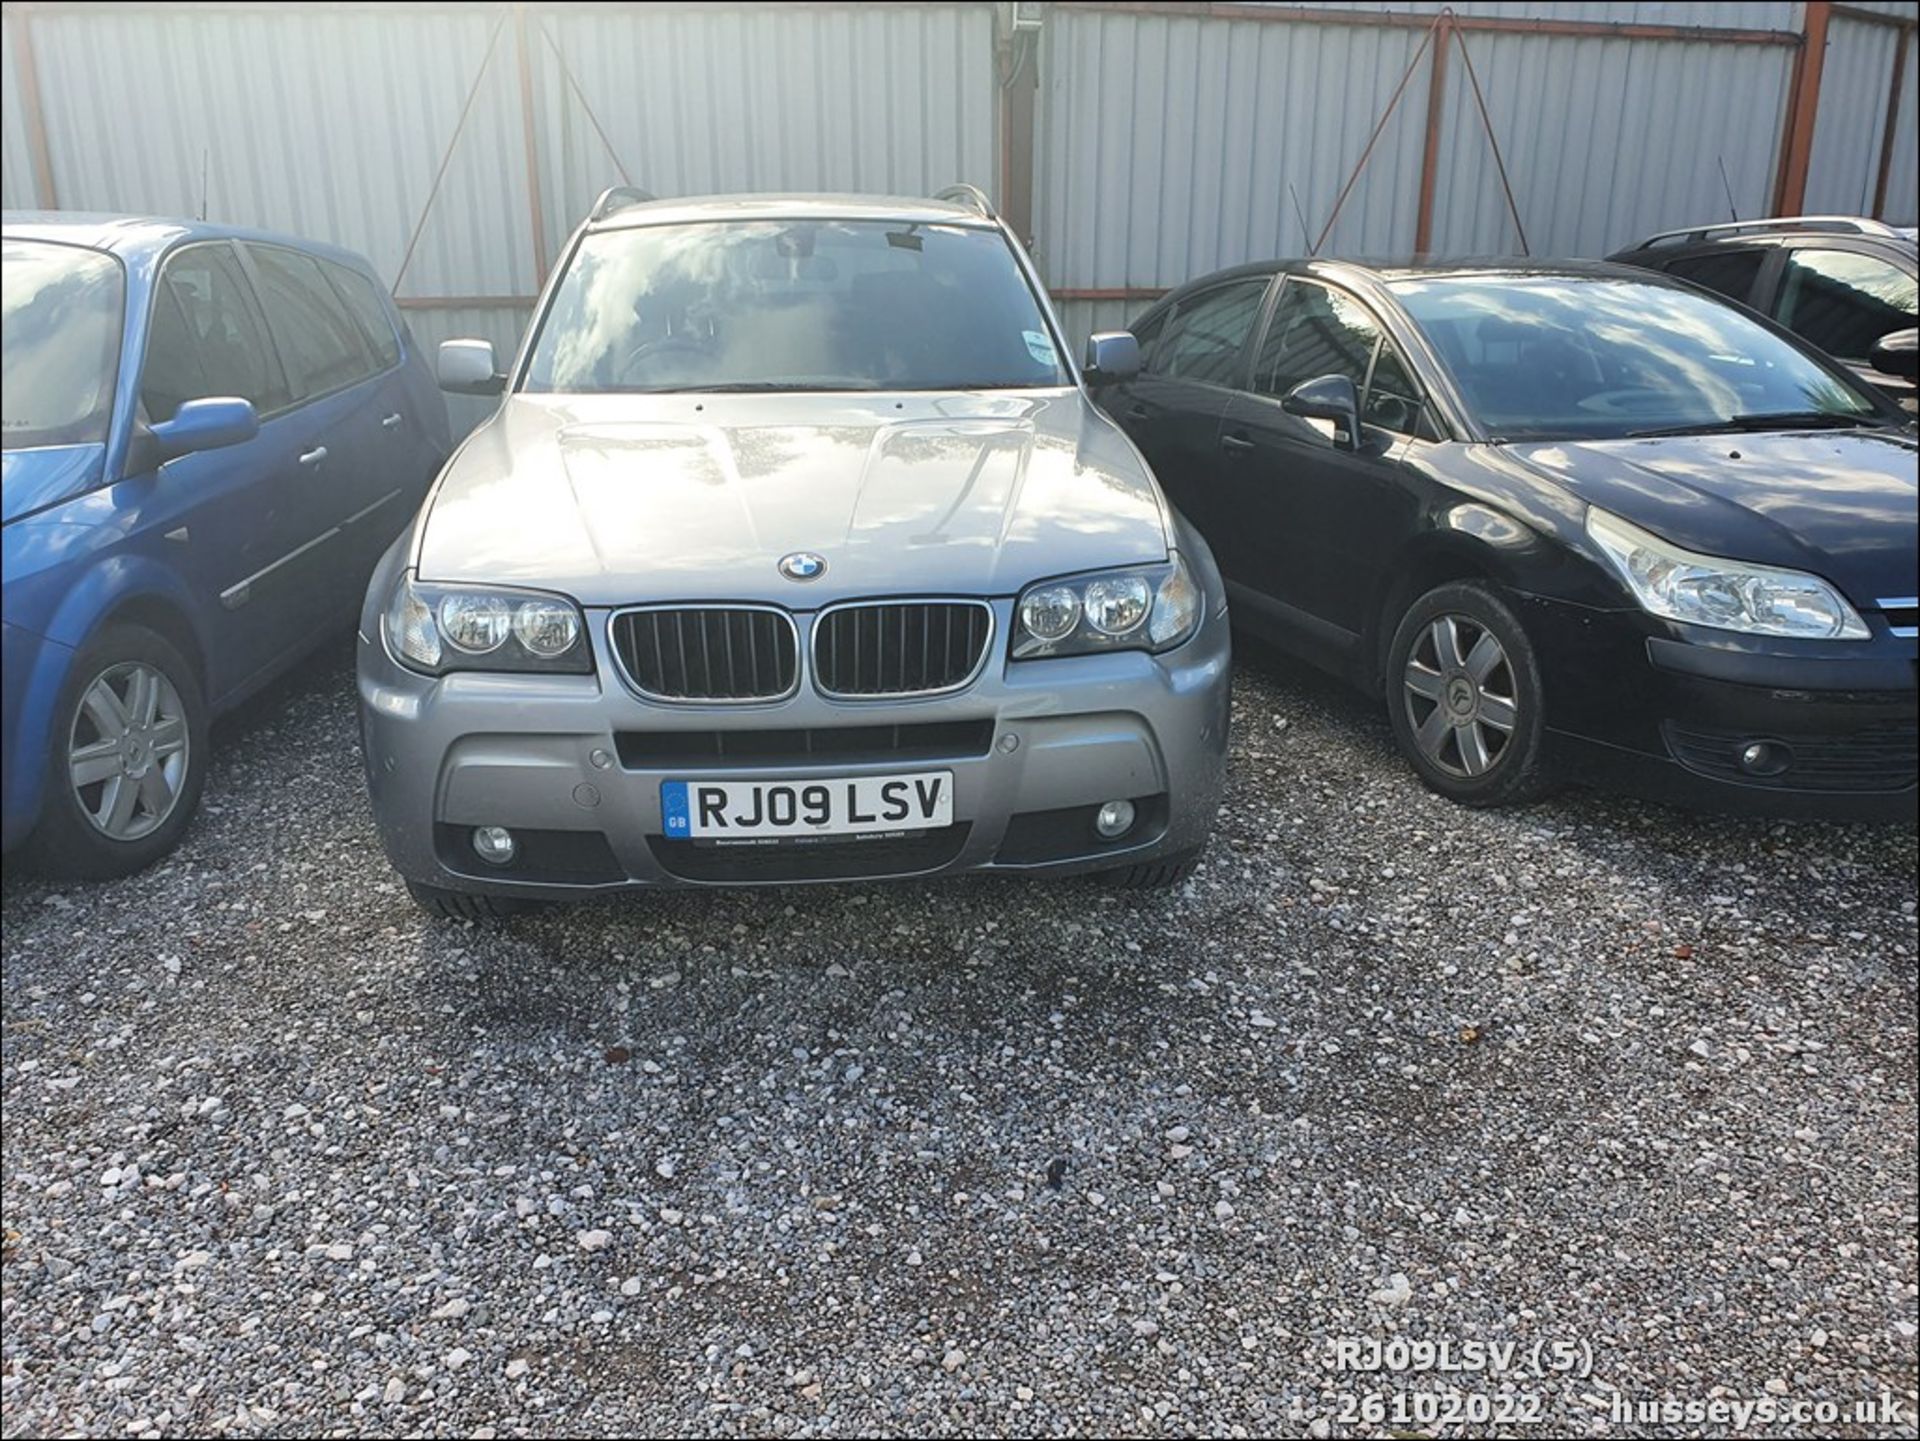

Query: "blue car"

xmin=2 ymin=214 xmax=450 ymax=877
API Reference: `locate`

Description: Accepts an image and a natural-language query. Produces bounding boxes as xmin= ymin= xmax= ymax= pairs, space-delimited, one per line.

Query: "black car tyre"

xmin=1386 ymin=581 xmax=1553 ymax=808
xmin=405 ymin=881 xmax=531 ymax=922
xmin=35 ymin=624 xmax=209 ymax=880
xmin=1099 ymin=846 xmax=1202 ymax=891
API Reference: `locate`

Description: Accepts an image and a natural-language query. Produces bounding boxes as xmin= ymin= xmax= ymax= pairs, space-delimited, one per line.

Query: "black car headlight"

xmin=383 ymin=571 xmax=593 ymax=675
xmin=1011 ymin=553 xmax=1202 ymax=659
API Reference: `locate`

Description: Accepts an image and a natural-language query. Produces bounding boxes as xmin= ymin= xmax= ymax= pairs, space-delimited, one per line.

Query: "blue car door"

xmin=240 ymin=242 xmax=390 ymax=623
xmin=127 ymin=239 xmax=332 ymax=701
xmin=313 ymin=256 xmax=448 ymax=576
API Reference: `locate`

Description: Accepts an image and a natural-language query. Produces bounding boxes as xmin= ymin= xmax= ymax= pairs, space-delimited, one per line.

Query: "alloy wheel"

xmin=1401 ymin=613 xmax=1518 ymax=780
xmin=67 ymin=661 xmax=191 ymax=841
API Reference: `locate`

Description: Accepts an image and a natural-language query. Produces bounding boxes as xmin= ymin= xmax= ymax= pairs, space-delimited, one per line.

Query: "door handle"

xmin=1126 ymin=403 xmax=1150 ymax=420
xmin=298 ymin=446 xmax=329 ymax=467
xmin=380 ymin=412 xmax=403 ymax=430
xmin=1220 ymin=432 xmax=1255 ymax=453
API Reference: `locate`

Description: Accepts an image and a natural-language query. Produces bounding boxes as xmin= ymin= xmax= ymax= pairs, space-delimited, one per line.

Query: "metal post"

xmin=8 ymin=7 xmax=60 ymax=209
xmin=1873 ymin=27 xmax=1910 ymax=220
xmin=1414 ymin=10 xmax=1452 ymax=254
xmin=1773 ymin=0 xmax=1832 ymax=216
xmin=514 ymin=2 xmax=551 ymax=287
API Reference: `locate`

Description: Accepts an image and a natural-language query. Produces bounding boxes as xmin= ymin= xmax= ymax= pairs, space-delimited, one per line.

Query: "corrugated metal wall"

xmin=1803 ymin=9 xmax=1908 ymax=218
xmin=3 ymin=2 xmax=1913 ymax=385
xmin=1037 ymin=2 xmax=1829 ymax=343
xmin=1426 ymin=31 xmax=1794 ymax=255
xmin=1036 ymin=7 xmax=1434 ymax=344
xmin=533 ymin=3 xmax=996 ymax=252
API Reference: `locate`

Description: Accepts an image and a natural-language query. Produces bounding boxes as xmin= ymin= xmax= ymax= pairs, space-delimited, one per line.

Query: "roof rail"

xmin=933 ymin=184 xmax=996 ymax=219
xmin=1632 ymin=215 xmax=1899 ymax=249
xmin=589 ymin=185 xmax=658 ymax=223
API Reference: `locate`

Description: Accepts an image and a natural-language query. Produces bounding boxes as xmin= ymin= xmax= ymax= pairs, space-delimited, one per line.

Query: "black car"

xmin=1610 ymin=217 xmax=1918 ymax=409
xmin=1094 ymin=259 xmax=1917 ymax=819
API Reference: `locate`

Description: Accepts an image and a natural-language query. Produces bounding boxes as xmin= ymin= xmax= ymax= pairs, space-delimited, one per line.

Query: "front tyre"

xmin=1386 ymin=581 xmax=1552 ymax=808
xmin=34 ymin=625 xmax=209 ymax=879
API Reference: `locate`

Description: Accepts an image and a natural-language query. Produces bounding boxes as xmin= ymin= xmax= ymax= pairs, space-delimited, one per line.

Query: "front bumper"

xmin=1520 ymin=594 xmax=1917 ymax=821
xmin=357 ymin=599 xmax=1231 ymax=896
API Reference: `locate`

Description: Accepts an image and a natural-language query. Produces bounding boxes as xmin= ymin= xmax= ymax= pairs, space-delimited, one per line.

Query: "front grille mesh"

xmin=1665 ymin=720 xmax=1918 ymax=792
xmin=813 ymin=602 xmax=991 ymax=697
xmin=613 ymin=608 xmax=797 ymax=701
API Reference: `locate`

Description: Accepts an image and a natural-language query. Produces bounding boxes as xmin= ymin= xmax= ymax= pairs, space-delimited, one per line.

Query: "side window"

xmin=1773 ymin=248 xmax=1919 ymax=361
xmin=249 ymin=245 xmax=376 ymax=398
xmin=1150 ymin=279 xmax=1269 ymax=385
xmin=141 ymin=244 xmax=289 ymax=423
xmin=1253 ymin=279 xmax=1377 ymax=398
xmin=1363 ymin=341 xmax=1429 ymax=437
xmin=321 ymin=259 xmax=401 ymax=370
xmin=1130 ymin=307 xmax=1169 ymax=372
xmin=1663 ymin=248 xmax=1766 ymax=306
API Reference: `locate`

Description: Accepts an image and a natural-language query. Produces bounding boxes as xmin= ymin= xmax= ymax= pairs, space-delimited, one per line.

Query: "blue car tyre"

xmin=1386 ymin=581 xmax=1555 ymax=809
xmin=34 ymin=624 xmax=208 ymax=879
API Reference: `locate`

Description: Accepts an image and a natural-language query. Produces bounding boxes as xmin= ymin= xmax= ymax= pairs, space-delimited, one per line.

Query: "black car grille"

xmin=611 ymin=607 xmax=798 ymax=701
xmin=1665 ymin=720 xmax=1919 ymax=792
xmin=647 ymin=825 xmax=970 ymax=883
xmin=615 ymin=719 xmax=994 ymax=770
xmin=812 ymin=602 xmax=992 ymax=698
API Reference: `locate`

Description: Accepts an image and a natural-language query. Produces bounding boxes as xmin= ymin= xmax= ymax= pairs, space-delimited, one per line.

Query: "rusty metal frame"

xmin=1873 ymin=26 xmax=1911 ymax=220
xmin=7 ymin=5 xmax=59 ymax=209
xmin=1413 ymin=9 xmax=1451 ymax=254
xmin=1054 ymin=2 xmax=1801 ymax=48
xmin=1773 ymin=0 xmax=1833 ymax=217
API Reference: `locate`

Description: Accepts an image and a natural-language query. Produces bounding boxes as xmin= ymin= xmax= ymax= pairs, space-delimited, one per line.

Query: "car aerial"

xmin=1096 ymin=257 xmax=1916 ymax=818
xmin=356 ymin=187 xmax=1230 ymax=919
xmin=1609 ymin=216 xmax=1918 ymax=410
xmin=2 ymin=213 xmax=450 ymax=877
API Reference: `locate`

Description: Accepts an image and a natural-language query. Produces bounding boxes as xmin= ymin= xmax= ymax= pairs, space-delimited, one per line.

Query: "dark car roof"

xmin=0 ymin=210 xmax=377 ymax=272
xmin=1147 ymin=256 xmax=1671 ymax=312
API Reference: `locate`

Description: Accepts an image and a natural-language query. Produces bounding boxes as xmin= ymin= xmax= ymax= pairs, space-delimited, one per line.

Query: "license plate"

xmin=660 ymin=771 xmax=954 ymax=842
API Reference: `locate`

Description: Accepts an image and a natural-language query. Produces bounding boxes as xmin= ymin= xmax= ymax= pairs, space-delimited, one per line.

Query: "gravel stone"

xmin=2 ymin=643 xmax=1914 ymax=1436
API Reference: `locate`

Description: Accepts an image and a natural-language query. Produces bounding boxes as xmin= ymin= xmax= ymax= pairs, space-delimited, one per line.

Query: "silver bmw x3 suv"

xmin=357 ymin=187 xmax=1229 ymax=918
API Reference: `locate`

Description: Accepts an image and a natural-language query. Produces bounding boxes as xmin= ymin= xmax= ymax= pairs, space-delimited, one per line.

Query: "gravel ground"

xmin=2 ymin=636 xmax=1915 ymax=1439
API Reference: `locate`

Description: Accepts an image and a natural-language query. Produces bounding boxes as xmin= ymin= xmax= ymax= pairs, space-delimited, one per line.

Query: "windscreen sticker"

xmin=1023 ymin=330 xmax=1058 ymax=368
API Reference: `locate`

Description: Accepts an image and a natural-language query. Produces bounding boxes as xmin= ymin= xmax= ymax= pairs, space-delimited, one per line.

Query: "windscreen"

xmin=2 ymin=239 xmax=125 ymax=450
xmin=522 ymin=219 xmax=1068 ymax=394
xmin=1390 ymin=273 xmax=1883 ymax=441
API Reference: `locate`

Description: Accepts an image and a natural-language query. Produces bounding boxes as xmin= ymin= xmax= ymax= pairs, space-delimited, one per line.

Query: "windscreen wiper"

xmin=1625 ymin=411 xmax=1884 ymax=439
xmin=633 ymin=381 xmax=873 ymax=394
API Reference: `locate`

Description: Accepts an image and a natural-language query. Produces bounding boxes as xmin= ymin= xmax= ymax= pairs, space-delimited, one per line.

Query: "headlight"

xmin=1587 ymin=509 xmax=1868 ymax=640
xmin=383 ymin=572 xmax=593 ymax=674
xmin=1012 ymin=554 xmax=1203 ymax=659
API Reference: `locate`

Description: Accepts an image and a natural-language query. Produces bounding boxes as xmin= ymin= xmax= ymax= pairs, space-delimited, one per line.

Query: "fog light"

xmin=1094 ymin=799 xmax=1136 ymax=839
xmin=1738 ymin=742 xmax=1789 ymax=777
xmin=472 ymin=825 xmax=517 ymax=864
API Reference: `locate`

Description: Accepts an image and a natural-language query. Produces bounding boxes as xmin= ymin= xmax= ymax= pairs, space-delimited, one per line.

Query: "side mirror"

xmin=1083 ymin=331 xmax=1141 ymax=385
xmin=1282 ymin=374 xmax=1362 ymax=450
xmin=438 ymin=338 xmax=505 ymax=395
xmin=149 ymin=397 xmax=259 ymax=464
xmin=1869 ymin=327 xmax=1918 ymax=382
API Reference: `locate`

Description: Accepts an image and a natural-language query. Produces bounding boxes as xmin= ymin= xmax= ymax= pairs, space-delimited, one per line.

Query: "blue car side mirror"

xmin=149 ymin=396 xmax=260 ymax=463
